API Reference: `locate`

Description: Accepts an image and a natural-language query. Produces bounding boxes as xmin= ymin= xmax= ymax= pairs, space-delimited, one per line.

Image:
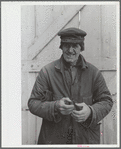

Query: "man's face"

xmin=62 ymin=43 xmax=81 ymax=64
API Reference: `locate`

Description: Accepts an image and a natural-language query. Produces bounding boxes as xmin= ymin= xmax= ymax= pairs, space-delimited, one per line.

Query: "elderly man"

xmin=28 ymin=28 xmax=113 ymax=144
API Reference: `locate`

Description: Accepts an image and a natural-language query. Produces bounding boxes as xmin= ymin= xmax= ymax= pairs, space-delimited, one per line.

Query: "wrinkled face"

xmin=61 ymin=43 xmax=81 ymax=64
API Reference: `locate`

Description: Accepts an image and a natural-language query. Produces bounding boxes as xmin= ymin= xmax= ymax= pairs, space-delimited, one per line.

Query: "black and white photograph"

xmin=2 ymin=1 xmax=120 ymax=148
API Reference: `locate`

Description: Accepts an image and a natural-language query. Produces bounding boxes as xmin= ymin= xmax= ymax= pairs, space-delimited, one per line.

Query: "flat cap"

xmin=58 ymin=27 xmax=87 ymax=37
xmin=58 ymin=27 xmax=87 ymax=44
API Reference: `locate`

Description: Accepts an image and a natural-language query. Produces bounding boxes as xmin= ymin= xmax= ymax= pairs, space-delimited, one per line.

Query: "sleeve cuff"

xmin=53 ymin=101 xmax=62 ymax=123
xmin=81 ymin=106 xmax=92 ymax=128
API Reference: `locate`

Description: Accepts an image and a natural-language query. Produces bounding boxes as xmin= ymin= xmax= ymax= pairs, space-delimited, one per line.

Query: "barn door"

xmin=22 ymin=5 xmax=117 ymax=145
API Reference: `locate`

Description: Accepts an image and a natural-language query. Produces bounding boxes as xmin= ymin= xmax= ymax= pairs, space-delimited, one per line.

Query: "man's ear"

xmin=78 ymin=44 xmax=82 ymax=52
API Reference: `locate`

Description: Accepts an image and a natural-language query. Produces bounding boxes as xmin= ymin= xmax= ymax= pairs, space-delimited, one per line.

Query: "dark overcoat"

xmin=28 ymin=54 xmax=113 ymax=144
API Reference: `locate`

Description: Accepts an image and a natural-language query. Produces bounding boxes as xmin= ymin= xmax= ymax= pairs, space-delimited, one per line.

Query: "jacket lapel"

xmin=54 ymin=57 xmax=71 ymax=98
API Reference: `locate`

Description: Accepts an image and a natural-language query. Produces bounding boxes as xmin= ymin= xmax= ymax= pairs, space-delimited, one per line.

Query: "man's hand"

xmin=55 ymin=97 xmax=74 ymax=115
xmin=71 ymin=102 xmax=91 ymax=122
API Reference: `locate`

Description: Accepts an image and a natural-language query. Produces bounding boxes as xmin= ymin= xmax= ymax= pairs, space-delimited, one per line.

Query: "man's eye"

xmin=72 ymin=45 xmax=77 ymax=48
xmin=64 ymin=44 xmax=69 ymax=48
xmin=63 ymin=44 xmax=78 ymax=48
xmin=72 ymin=45 xmax=78 ymax=48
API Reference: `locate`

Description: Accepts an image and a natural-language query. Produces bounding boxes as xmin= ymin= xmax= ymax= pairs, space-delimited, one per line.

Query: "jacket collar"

xmin=55 ymin=54 xmax=88 ymax=71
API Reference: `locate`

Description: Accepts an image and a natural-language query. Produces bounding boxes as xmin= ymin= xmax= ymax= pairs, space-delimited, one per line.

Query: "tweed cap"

xmin=58 ymin=27 xmax=87 ymax=44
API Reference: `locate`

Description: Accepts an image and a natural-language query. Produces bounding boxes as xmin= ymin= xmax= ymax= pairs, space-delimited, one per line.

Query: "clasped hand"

xmin=56 ymin=97 xmax=74 ymax=115
xmin=71 ymin=102 xmax=91 ymax=122
xmin=56 ymin=97 xmax=91 ymax=122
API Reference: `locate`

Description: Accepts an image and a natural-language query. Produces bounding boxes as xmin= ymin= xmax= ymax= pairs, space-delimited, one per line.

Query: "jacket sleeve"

xmin=82 ymin=70 xmax=113 ymax=128
xmin=89 ymin=70 xmax=113 ymax=128
xmin=28 ymin=67 xmax=61 ymax=123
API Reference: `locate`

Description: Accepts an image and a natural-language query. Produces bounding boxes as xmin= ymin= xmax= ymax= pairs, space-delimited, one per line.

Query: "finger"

xmin=73 ymin=110 xmax=84 ymax=115
xmin=60 ymin=107 xmax=74 ymax=113
xmin=73 ymin=115 xmax=87 ymax=122
xmin=65 ymin=110 xmax=73 ymax=113
xmin=61 ymin=109 xmax=73 ymax=115
xmin=64 ymin=97 xmax=72 ymax=102
xmin=71 ymin=112 xmax=85 ymax=119
xmin=59 ymin=107 xmax=74 ymax=115
xmin=74 ymin=103 xmax=84 ymax=111
xmin=71 ymin=112 xmax=79 ymax=118
xmin=59 ymin=107 xmax=65 ymax=111
xmin=60 ymin=99 xmax=73 ymax=108
xmin=71 ymin=114 xmax=78 ymax=119
xmin=64 ymin=104 xmax=74 ymax=109
xmin=60 ymin=108 xmax=73 ymax=113
xmin=71 ymin=112 xmax=84 ymax=120
xmin=71 ymin=113 xmax=85 ymax=120
xmin=64 ymin=100 xmax=72 ymax=105
xmin=71 ymin=115 xmax=84 ymax=122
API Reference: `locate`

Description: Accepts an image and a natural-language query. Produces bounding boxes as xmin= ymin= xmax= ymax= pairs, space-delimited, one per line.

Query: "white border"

xmin=1 ymin=1 xmax=119 ymax=5
xmin=116 ymin=2 xmax=120 ymax=147
xmin=1 ymin=1 xmax=120 ymax=148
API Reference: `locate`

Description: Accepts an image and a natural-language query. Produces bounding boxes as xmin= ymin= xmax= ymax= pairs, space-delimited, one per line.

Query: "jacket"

xmin=28 ymin=54 xmax=113 ymax=144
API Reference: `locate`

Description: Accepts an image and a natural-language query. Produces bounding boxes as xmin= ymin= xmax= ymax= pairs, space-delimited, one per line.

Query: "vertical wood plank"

xmin=22 ymin=72 xmax=29 ymax=109
xmin=22 ymin=5 xmax=37 ymax=144
xmin=36 ymin=117 xmax=42 ymax=144
xmin=101 ymin=5 xmax=116 ymax=59
xmin=36 ymin=5 xmax=57 ymax=36
xmin=22 ymin=73 xmax=37 ymax=144
xmin=112 ymin=95 xmax=117 ymax=144
xmin=27 ymin=112 xmax=36 ymax=144
xmin=80 ymin=5 xmax=101 ymax=60
xmin=103 ymin=95 xmax=117 ymax=144
xmin=100 ymin=121 xmax=104 ymax=144
xmin=27 ymin=73 xmax=37 ymax=144
xmin=28 ymin=72 xmax=36 ymax=102
xmin=22 ymin=111 xmax=37 ymax=145
xmin=21 ymin=6 xmax=35 ymax=61
xmin=22 ymin=111 xmax=28 ymax=144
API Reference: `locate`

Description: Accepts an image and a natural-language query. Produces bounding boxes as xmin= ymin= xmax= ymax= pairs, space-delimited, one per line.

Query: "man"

xmin=28 ymin=27 xmax=113 ymax=144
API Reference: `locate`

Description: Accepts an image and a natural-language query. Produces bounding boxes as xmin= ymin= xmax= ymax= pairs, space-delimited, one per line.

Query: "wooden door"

xmin=22 ymin=5 xmax=117 ymax=144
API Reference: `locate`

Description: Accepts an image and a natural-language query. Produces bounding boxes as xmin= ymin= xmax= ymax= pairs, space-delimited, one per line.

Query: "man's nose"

xmin=68 ymin=46 xmax=74 ymax=53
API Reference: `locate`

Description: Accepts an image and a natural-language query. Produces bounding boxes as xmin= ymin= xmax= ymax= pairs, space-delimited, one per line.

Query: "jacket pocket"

xmin=83 ymin=95 xmax=93 ymax=105
xmin=88 ymin=123 xmax=100 ymax=144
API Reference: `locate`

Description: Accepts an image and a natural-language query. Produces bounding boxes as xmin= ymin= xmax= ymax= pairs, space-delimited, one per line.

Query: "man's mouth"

xmin=66 ymin=53 xmax=75 ymax=56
